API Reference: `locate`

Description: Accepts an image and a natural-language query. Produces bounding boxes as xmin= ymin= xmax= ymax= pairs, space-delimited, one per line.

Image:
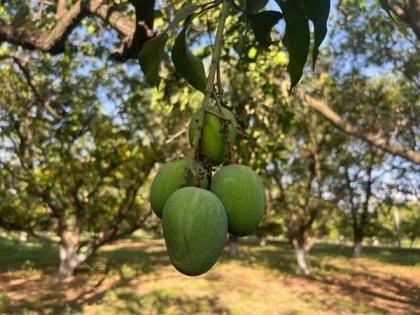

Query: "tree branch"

xmin=2 ymin=53 xmax=64 ymax=119
xmin=57 ymin=0 xmax=68 ymax=16
xmin=113 ymin=0 xmax=155 ymax=59
xmin=0 ymin=0 xmax=154 ymax=59
xmin=389 ymin=0 xmax=420 ymax=40
xmin=295 ymin=90 xmax=420 ymax=164
xmin=86 ymin=0 xmax=134 ymax=37
xmin=0 ymin=1 xmax=83 ymax=54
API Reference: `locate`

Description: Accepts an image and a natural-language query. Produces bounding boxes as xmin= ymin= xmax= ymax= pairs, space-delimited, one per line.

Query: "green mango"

xmin=162 ymin=187 xmax=228 ymax=276
xmin=149 ymin=159 xmax=209 ymax=218
xmin=211 ymin=164 xmax=265 ymax=236
xmin=188 ymin=106 xmax=237 ymax=165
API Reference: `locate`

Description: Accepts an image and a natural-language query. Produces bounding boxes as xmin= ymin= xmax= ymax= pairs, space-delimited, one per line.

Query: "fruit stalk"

xmin=187 ymin=0 xmax=231 ymax=178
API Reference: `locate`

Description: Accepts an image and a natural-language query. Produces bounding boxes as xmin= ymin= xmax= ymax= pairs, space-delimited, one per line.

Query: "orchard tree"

xmin=1 ymin=0 xmax=419 ymax=277
xmin=336 ymin=147 xmax=382 ymax=257
xmin=220 ymin=52 xmax=341 ymax=274
xmin=0 ymin=0 xmax=418 ymax=163
xmin=400 ymin=202 xmax=420 ymax=247
xmin=0 ymin=47 xmax=183 ymax=276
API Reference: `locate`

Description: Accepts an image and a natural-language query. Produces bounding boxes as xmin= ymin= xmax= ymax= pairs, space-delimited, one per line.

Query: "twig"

xmin=187 ymin=0 xmax=231 ymax=180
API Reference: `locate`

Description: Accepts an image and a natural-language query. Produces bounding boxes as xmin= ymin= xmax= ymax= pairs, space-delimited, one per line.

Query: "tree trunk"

xmin=19 ymin=231 xmax=28 ymax=242
xmin=393 ymin=206 xmax=401 ymax=248
xmin=57 ymin=226 xmax=90 ymax=277
xmin=228 ymin=234 xmax=239 ymax=257
xmin=58 ymin=243 xmax=91 ymax=277
xmin=292 ymin=238 xmax=310 ymax=275
xmin=259 ymin=237 xmax=267 ymax=246
xmin=353 ymin=239 xmax=363 ymax=258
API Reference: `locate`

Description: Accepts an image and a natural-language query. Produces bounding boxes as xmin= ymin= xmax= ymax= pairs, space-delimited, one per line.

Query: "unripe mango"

xmin=162 ymin=187 xmax=228 ymax=276
xmin=211 ymin=164 xmax=265 ymax=236
xmin=150 ymin=159 xmax=209 ymax=218
xmin=188 ymin=106 xmax=237 ymax=165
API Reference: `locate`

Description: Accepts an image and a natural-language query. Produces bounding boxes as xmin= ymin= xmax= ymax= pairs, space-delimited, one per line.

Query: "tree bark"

xmin=58 ymin=243 xmax=89 ymax=277
xmin=57 ymin=226 xmax=91 ymax=277
xmin=389 ymin=0 xmax=420 ymax=41
xmin=228 ymin=234 xmax=240 ymax=257
xmin=353 ymin=238 xmax=363 ymax=258
xmin=353 ymin=227 xmax=364 ymax=258
xmin=292 ymin=238 xmax=311 ymax=275
xmin=393 ymin=206 xmax=401 ymax=248
xmin=0 ymin=0 xmax=154 ymax=59
xmin=296 ymin=90 xmax=420 ymax=164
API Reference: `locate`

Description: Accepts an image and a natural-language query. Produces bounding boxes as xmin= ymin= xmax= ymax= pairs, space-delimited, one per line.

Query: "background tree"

xmin=0 ymin=47 xmax=184 ymax=276
xmin=400 ymin=202 xmax=420 ymax=247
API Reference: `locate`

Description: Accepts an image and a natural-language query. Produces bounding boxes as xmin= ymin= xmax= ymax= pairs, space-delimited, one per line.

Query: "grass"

xmin=0 ymin=235 xmax=419 ymax=315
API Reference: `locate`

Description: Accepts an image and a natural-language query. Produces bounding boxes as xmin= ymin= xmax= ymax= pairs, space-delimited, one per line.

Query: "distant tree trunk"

xmin=19 ymin=231 xmax=28 ymax=242
xmin=228 ymin=234 xmax=239 ymax=257
xmin=57 ymin=226 xmax=90 ymax=277
xmin=393 ymin=206 xmax=401 ymax=248
xmin=292 ymin=237 xmax=310 ymax=275
xmin=259 ymin=237 xmax=267 ymax=246
xmin=352 ymin=228 xmax=369 ymax=257
xmin=58 ymin=243 xmax=88 ymax=277
xmin=346 ymin=151 xmax=375 ymax=259
xmin=353 ymin=233 xmax=363 ymax=258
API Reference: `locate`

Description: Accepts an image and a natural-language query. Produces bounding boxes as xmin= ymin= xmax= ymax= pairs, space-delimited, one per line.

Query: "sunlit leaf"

xmin=167 ymin=4 xmax=198 ymax=31
xmin=248 ymin=46 xmax=258 ymax=59
xmin=171 ymin=27 xmax=207 ymax=92
xmin=87 ymin=25 xmax=95 ymax=34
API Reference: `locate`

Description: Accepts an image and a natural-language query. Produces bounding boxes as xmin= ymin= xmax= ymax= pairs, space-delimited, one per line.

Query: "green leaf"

xmin=138 ymin=33 xmax=169 ymax=87
xmin=171 ymin=27 xmax=207 ymax=92
xmin=87 ymin=25 xmax=95 ymax=34
xmin=304 ymin=0 xmax=330 ymax=70
xmin=167 ymin=4 xmax=198 ymax=32
xmin=276 ymin=0 xmax=310 ymax=89
xmin=246 ymin=0 xmax=269 ymax=14
xmin=250 ymin=11 xmax=283 ymax=48
xmin=378 ymin=0 xmax=394 ymax=20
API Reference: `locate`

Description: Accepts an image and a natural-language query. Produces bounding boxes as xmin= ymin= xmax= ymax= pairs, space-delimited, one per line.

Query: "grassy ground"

xmin=0 ymin=235 xmax=419 ymax=315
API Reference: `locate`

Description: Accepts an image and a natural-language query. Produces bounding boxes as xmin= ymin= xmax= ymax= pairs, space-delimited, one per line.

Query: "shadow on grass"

xmin=222 ymin=240 xmax=420 ymax=314
xmin=311 ymin=243 xmax=420 ymax=267
xmin=0 ymin=237 xmax=58 ymax=272
xmin=90 ymin=289 xmax=231 ymax=315
xmin=2 ymin=237 xmax=420 ymax=314
xmin=307 ymin=264 xmax=420 ymax=314
xmin=220 ymin=241 xmax=298 ymax=275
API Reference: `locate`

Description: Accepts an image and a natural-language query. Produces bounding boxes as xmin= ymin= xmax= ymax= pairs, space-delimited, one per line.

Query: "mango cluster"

xmin=149 ymin=107 xmax=265 ymax=276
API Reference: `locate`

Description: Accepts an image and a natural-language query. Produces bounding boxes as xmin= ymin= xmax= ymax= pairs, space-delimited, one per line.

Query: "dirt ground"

xmin=1 ymin=239 xmax=419 ymax=315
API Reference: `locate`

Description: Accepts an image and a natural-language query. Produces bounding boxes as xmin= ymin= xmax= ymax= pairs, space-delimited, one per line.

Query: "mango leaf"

xmin=138 ymin=33 xmax=169 ymax=87
xmin=276 ymin=0 xmax=310 ymax=89
xmin=171 ymin=27 xmax=207 ymax=92
xmin=304 ymin=0 xmax=330 ymax=70
xmin=378 ymin=0 xmax=394 ymax=20
xmin=166 ymin=4 xmax=198 ymax=32
xmin=250 ymin=11 xmax=283 ymax=48
xmin=246 ymin=0 xmax=269 ymax=14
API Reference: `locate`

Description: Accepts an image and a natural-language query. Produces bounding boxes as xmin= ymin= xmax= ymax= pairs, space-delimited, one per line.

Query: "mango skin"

xmin=162 ymin=187 xmax=228 ymax=276
xmin=150 ymin=159 xmax=209 ymax=218
xmin=211 ymin=164 xmax=265 ymax=236
xmin=188 ymin=106 xmax=237 ymax=165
